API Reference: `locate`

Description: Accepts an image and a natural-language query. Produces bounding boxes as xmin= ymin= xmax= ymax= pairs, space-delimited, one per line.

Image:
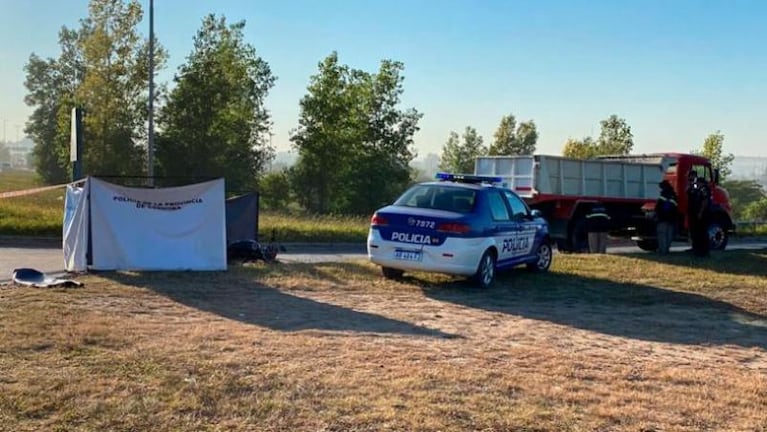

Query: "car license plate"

xmin=394 ymin=249 xmax=422 ymax=261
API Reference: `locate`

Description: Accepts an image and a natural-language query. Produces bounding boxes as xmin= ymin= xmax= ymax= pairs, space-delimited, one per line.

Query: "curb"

xmin=279 ymin=243 xmax=367 ymax=254
xmin=0 ymin=236 xmax=61 ymax=248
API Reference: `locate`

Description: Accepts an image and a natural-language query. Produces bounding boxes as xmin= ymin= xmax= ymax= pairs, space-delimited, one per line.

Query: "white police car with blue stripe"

xmin=367 ymin=173 xmax=553 ymax=288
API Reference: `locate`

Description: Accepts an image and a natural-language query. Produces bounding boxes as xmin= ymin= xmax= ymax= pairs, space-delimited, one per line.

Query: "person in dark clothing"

xmin=655 ymin=180 xmax=679 ymax=254
xmin=686 ymin=171 xmax=711 ymax=257
xmin=585 ymin=203 xmax=611 ymax=253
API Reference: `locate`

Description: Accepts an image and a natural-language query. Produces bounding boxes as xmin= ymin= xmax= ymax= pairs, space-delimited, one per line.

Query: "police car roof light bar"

xmin=435 ymin=172 xmax=503 ymax=184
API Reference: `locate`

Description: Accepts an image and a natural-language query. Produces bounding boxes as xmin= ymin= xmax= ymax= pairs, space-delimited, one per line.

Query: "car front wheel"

xmin=472 ymin=249 xmax=496 ymax=288
xmin=527 ymin=241 xmax=553 ymax=272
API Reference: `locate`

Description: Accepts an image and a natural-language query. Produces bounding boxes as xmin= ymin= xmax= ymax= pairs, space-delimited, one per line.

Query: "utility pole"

xmin=268 ymin=132 xmax=274 ymax=171
xmin=71 ymin=108 xmax=84 ymax=181
xmin=147 ymin=0 xmax=155 ymax=186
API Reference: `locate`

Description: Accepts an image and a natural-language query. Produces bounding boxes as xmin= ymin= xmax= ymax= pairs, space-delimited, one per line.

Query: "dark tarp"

xmin=226 ymin=193 xmax=259 ymax=243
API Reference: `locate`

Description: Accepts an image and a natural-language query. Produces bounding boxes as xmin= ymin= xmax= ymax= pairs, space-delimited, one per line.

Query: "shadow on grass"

xmin=621 ymin=248 xmax=767 ymax=277
xmin=418 ymin=267 xmax=767 ymax=349
xmin=103 ymin=268 xmax=458 ymax=340
xmin=229 ymin=259 xmax=382 ymax=286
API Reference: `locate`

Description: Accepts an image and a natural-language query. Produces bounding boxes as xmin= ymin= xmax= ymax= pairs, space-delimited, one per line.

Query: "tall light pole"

xmin=268 ymin=132 xmax=274 ymax=171
xmin=147 ymin=0 xmax=155 ymax=186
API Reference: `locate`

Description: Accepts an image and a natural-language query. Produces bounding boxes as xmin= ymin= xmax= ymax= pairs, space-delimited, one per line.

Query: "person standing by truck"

xmin=686 ymin=171 xmax=711 ymax=257
xmin=585 ymin=203 xmax=611 ymax=253
xmin=655 ymin=180 xmax=678 ymax=254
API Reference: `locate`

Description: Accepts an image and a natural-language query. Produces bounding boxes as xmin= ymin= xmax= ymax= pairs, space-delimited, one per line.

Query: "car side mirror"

xmin=713 ymin=168 xmax=720 ymax=185
xmin=530 ymin=209 xmax=542 ymax=219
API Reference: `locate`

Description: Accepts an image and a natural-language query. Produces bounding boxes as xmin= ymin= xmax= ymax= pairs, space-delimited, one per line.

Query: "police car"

xmin=367 ymin=173 xmax=553 ymax=288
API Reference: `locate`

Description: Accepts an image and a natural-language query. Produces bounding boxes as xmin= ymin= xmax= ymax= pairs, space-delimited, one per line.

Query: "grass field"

xmin=2 ymin=251 xmax=766 ymax=431
xmin=0 ymin=171 xmax=64 ymax=236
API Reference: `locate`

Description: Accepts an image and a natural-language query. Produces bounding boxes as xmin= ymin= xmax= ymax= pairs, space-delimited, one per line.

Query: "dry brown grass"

xmin=2 ymin=251 xmax=767 ymax=431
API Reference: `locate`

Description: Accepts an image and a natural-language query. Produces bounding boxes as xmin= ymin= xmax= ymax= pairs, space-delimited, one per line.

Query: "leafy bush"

xmin=259 ymin=170 xmax=292 ymax=211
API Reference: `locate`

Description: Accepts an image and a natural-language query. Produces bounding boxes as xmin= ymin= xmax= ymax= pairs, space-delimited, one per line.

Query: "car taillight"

xmin=436 ymin=222 xmax=470 ymax=234
xmin=370 ymin=214 xmax=388 ymax=226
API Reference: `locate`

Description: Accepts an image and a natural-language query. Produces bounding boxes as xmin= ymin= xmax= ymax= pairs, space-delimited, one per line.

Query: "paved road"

xmin=2 ymin=240 xmax=765 ymax=283
xmin=0 ymin=242 xmax=370 ymax=283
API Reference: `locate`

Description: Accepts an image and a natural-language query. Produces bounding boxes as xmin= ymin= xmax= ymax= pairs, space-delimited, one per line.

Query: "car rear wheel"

xmin=381 ymin=266 xmax=404 ymax=280
xmin=527 ymin=242 xmax=553 ymax=272
xmin=472 ymin=249 xmax=496 ymax=288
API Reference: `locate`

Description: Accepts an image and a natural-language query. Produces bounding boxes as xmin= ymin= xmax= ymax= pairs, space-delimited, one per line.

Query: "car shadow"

xmin=419 ymin=269 xmax=767 ymax=349
xmin=621 ymin=248 xmax=767 ymax=277
xmin=104 ymin=269 xmax=458 ymax=340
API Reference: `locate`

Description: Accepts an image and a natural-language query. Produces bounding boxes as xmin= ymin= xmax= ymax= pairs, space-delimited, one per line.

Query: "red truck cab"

xmin=655 ymin=153 xmax=733 ymax=250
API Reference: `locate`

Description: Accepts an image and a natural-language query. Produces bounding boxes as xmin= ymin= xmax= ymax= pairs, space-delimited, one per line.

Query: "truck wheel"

xmin=472 ymin=249 xmax=496 ymax=289
xmin=636 ymin=239 xmax=658 ymax=252
xmin=708 ymin=223 xmax=728 ymax=250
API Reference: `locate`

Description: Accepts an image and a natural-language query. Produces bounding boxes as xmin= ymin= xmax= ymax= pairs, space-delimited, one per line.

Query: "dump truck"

xmin=474 ymin=153 xmax=734 ymax=252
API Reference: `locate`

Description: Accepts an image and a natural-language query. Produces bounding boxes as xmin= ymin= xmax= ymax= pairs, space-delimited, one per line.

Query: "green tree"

xmin=488 ymin=114 xmax=538 ymax=155
xmin=560 ymin=115 xmax=633 ymax=160
xmin=516 ymin=121 xmax=538 ymax=155
xmin=439 ymin=126 xmax=487 ymax=173
xmin=23 ymin=28 xmax=82 ymax=183
xmin=289 ymin=53 xmax=350 ymax=213
xmin=259 ymin=170 xmax=291 ymax=210
xmin=157 ymin=14 xmax=274 ymax=192
xmin=562 ymin=137 xmax=598 ymax=159
xmin=76 ymin=0 xmax=166 ymax=177
xmin=721 ymin=179 xmax=766 ymax=220
xmin=597 ymin=114 xmax=633 ymax=155
xmin=743 ymin=198 xmax=767 ymax=221
xmin=439 ymin=131 xmax=462 ymax=172
xmin=291 ymin=52 xmax=421 ymax=214
xmin=695 ymin=131 xmax=734 ymax=181
xmin=340 ymin=61 xmax=422 ymax=213
xmin=24 ymin=0 xmax=166 ymax=182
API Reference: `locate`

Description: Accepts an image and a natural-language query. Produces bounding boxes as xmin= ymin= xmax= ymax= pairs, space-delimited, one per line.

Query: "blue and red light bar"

xmin=435 ymin=172 xmax=503 ymax=184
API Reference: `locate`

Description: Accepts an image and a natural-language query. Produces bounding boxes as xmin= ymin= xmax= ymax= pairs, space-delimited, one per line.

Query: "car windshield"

xmin=394 ymin=184 xmax=477 ymax=213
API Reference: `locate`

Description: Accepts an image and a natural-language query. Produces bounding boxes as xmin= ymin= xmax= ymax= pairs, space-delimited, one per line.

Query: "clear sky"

xmin=1 ymin=0 xmax=766 ymax=157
